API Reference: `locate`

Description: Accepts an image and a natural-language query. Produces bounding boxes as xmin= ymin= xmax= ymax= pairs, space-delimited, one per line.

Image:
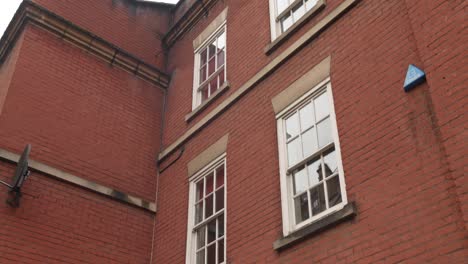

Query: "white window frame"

xmin=268 ymin=0 xmax=320 ymax=41
xmin=276 ymin=79 xmax=347 ymax=236
xmin=186 ymin=154 xmax=227 ymax=264
xmin=192 ymin=23 xmax=227 ymax=110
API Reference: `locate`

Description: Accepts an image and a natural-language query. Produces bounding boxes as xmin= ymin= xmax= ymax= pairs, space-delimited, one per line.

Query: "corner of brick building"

xmin=0 ymin=0 xmax=467 ymax=263
xmin=0 ymin=0 xmax=172 ymax=263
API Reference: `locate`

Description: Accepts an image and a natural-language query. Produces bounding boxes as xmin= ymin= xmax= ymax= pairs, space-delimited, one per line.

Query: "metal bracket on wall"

xmin=0 ymin=144 xmax=32 ymax=208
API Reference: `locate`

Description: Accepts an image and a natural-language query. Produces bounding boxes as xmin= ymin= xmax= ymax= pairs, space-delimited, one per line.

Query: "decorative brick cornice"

xmin=0 ymin=0 xmax=170 ymax=90
xmin=163 ymin=0 xmax=219 ymax=48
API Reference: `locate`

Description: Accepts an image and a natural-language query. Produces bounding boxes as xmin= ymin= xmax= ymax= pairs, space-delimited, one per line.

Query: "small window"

xmin=269 ymin=0 xmax=320 ymax=39
xmin=193 ymin=25 xmax=227 ymax=109
xmin=276 ymin=81 xmax=347 ymax=234
xmin=186 ymin=156 xmax=226 ymax=264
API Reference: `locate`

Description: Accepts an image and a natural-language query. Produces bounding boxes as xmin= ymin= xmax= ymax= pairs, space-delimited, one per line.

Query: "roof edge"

xmin=164 ymin=0 xmax=220 ymax=48
xmin=0 ymin=0 xmax=170 ymax=90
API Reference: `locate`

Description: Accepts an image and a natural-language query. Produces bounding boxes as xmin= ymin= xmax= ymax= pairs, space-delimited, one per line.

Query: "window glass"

xmin=273 ymin=0 xmax=320 ymax=36
xmin=201 ymin=49 xmax=208 ymax=65
xmin=206 ymin=173 xmax=214 ymax=195
xmin=218 ymin=216 xmax=224 ymax=238
xmin=294 ymin=193 xmax=309 ymax=223
xmin=215 ymin=165 xmax=224 ymax=188
xmin=278 ymin=85 xmax=347 ymax=230
xmin=197 ymin=250 xmax=205 ymax=264
xmin=323 ymin=149 xmax=338 ymax=176
xmin=189 ymin=159 xmax=226 ymax=264
xmin=327 ymin=176 xmax=342 ymax=206
xmin=200 ymin=66 xmax=207 ymax=84
xmin=307 ymin=158 xmax=321 ymax=186
xmin=207 ymin=220 xmax=216 ymax=243
xmin=218 ymin=239 xmax=224 ymax=263
xmin=209 ymin=78 xmax=218 ymax=95
xmin=310 ymin=183 xmax=326 ymax=216
xmin=292 ymin=2 xmax=305 ymax=20
xmin=217 ymin=32 xmax=226 ymax=50
xmin=215 ymin=188 xmax=224 ymax=212
xmin=281 ymin=13 xmax=293 ymax=32
xmin=314 ymin=92 xmax=330 ymax=121
xmin=285 ymin=113 xmax=300 ymax=140
xmin=195 ymin=202 xmax=203 ymax=224
xmin=276 ymin=0 xmax=290 ymax=14
xmin=293 ymin=166 xmax=308 ymax=194
xmin=194 ymin=28 xmax=227 ymax=107
xmin=208 ymin=57 xmax=216 ymax=75
xmin=317 ymin=117 xmax=332 ymax=147
xmin=201 ymin=86 xmax=209 ymax=101
xmin=208 ymin=43 xmax=216 ymax=58
xmin=299 ymin=103 xmax=314 ymax=130
xmin=197 ymin=180 xmax=204 ymax=201
xmin=218 ymin=68 xmax=225 ymax=85
xmin=302 ymin=128 xmax=317 ymax=157
xmin=217 ymin=50 xmax=225 ymax=68
xmin=207 ymin=244 xmax=216 ymax=264
xmin=205 ymin=195 xmax=214 ymax=218
xmin=197 ymin=227 xmax=205 ymax=249
xmin=287 ymin=138 xmax=302 ymax=166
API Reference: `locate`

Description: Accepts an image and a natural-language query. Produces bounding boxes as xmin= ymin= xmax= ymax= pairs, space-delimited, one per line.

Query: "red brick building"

xmin=0 ymin=0 xmax=466 ymax=263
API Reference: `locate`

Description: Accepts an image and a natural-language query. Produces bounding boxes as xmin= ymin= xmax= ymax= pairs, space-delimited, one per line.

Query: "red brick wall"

xmin=32 ymin=0 xmax=172 ymax=68
xmin=0 ymin=0 xmax=465 ymax=263
xmin=155 ymin=0 xmax=467 ymax=263
xmin=0 ymin=21 xmax=164 ymax=262
xmin=0 ymin=161 xmax=154 ymax=264
xmin=0 ymin=23 xmax=164 ymax=200
xmin=402 ymin=0 xmax=467 ymax=231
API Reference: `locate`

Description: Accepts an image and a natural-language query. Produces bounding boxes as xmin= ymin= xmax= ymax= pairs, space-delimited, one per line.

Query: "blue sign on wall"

xmin=404 ymin=64 xmax=426 ymax=92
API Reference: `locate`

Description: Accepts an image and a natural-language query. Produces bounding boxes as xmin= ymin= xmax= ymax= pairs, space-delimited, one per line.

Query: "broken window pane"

xmin=294 ymin=192 xmax=309 ymax=224
xmin=310 ymin=183 xmax=326 ymax=216
xmin=327 ymin=176 xmax=342 ymax=207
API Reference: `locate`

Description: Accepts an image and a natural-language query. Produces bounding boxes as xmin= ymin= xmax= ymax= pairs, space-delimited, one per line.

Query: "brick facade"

xmin=0 ymin=0 xmax=466 ymax=263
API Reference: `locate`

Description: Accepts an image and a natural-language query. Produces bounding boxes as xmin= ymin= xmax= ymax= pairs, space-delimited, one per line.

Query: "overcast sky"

xmin=0 ymin=0 xmax=22 ymax=38
xmin=0 ymin=0 xmax=178 ymax=38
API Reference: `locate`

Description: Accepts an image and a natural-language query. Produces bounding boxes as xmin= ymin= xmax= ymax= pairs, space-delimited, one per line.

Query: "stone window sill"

xmin=265 ymin=0 xmax=326 ymax=55
xmin=273 ymin=202 xmax=357 ymax=251
xmin=185 ymin=82 xmax=230 ymax=122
